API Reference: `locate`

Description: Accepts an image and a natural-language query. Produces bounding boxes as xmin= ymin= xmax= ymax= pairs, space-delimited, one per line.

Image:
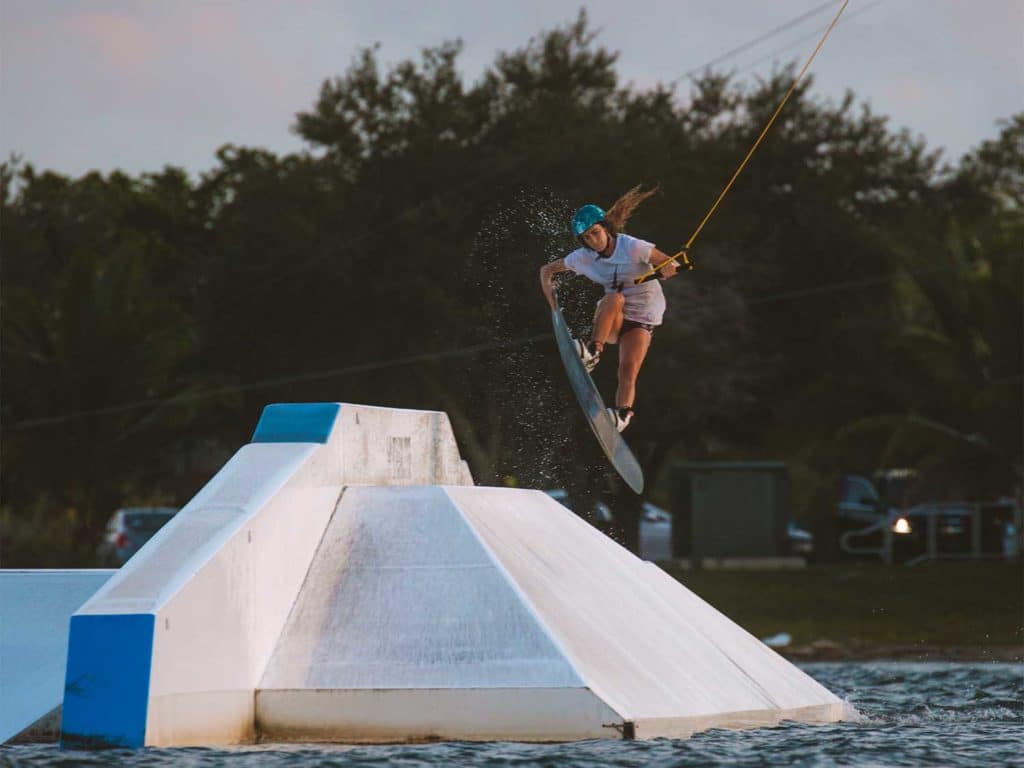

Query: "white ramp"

xmin=60 ymin=404 xmax=472 ymax=749
xmin=59 ymin=402 xmax=851 ymax=748
xmin=257 ymin=485 xmax=848 ymax=742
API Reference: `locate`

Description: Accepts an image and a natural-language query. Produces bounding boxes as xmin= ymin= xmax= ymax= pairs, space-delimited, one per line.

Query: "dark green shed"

xmin=671 ymin=462 xmax=790 ymax=558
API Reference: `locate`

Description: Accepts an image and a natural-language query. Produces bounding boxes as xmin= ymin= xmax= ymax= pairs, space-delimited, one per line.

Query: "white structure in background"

xmin=0 ymin=570 xmax=115 ymax=743
xmin=59 ymin=403 xmax=854 ymax=748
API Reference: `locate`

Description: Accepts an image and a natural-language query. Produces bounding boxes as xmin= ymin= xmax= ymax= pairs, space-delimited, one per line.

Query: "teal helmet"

xmin=571 ymin=204 xmax=606 ymax=237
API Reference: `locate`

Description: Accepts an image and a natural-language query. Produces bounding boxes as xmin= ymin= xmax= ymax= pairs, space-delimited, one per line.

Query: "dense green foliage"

xmin=2 ymin=17 xmax=1021 ymax=565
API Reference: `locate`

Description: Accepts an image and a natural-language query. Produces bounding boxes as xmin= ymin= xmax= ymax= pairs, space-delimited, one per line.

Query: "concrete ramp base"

xmin=144 ymin=690 xmax=255 ymax=747
xmin=631 ymin=702 xmax=851 ymax=740
xmin=256 ymin=688 xmax=619 ymax=743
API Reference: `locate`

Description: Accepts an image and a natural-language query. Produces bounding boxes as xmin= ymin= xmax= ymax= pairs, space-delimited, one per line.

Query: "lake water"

xmin=2 ymin=661 xmax=1020 ymax=767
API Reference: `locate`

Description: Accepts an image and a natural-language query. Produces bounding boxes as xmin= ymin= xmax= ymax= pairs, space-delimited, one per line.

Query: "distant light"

xmin=893 ymin=517 xmax=912 ymax=535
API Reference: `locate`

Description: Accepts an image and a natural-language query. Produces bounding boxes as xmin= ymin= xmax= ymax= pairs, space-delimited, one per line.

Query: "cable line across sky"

xmin=669 ymin=0 xmax=846 ymax=85
xmin=7 ymin=257 xmax=1009 ymax=432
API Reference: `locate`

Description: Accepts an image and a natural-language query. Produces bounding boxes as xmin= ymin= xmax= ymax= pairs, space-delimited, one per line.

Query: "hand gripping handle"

xmin=634 ymin=250 xmax=694 ymax=284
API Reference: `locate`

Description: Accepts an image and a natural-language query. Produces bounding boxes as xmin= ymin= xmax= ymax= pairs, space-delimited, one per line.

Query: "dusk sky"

xmin=2 ymin=0 xmax=1021 ymax=178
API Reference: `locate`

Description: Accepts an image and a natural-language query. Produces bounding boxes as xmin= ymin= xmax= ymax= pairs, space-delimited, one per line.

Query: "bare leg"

xmin=616 ymin=327 xmax=652 ymax=408
xmin=590 ymin=293 xmax=624 ymax=353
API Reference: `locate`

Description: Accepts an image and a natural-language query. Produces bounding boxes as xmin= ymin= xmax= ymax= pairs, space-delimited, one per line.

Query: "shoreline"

xmin=781 ymin=642 xmax=1023 ymax=663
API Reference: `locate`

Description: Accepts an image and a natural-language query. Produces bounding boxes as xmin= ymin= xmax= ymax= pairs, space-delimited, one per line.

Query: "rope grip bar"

xmin=634 ymin=249 xmax=694 ymax=285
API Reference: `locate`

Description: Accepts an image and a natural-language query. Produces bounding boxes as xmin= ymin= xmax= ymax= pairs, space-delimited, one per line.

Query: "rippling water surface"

xmin=3 ymin=662 xmax=1021 ymax=767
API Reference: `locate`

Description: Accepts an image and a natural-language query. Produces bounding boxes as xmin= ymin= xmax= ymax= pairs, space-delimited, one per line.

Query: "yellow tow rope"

xmin=635 ymin=0 xmax=849 ymax=285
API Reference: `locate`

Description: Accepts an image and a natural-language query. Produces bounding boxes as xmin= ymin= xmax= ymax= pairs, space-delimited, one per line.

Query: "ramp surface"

xmin=0 ymin=570 xmax=114 ymax=743
xmin=261 ymin=486 xmax=580 ymax=690
xmin=258 ymin=485 xmax=848 ymax=742
xmin=449 ymin=486 xmax=847 ymax=738
xmin=258 ymin=485 xmax=618 ymax=742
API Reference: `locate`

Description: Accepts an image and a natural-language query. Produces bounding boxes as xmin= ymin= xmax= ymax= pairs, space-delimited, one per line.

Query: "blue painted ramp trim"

xmin=252 ymin=402 xmax=341 ymax=444
xmin=60 ymin=614 xmax=154 ymax=749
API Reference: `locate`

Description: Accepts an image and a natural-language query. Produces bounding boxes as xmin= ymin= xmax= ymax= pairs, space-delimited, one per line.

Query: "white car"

xmin=544 ymin=490 xmax=673 ymax=561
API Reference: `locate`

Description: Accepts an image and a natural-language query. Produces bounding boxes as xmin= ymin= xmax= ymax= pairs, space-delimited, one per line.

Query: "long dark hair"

xmin=602 ymin=184 xmax=660 ymax=235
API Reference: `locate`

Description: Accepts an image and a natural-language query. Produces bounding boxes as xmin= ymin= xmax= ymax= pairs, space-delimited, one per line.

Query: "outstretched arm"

xmin=649 ymin=248 xmax=679 ymax=280
xmin=539 ymin=259 xmax=569 ymax=310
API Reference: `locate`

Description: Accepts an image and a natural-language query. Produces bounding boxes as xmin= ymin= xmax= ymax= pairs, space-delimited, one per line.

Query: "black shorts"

xmin=621 ymin=319 xmax=656 ymax=336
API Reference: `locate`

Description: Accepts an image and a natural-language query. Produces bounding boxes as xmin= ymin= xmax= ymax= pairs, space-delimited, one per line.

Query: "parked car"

xmin=97 ymin=506 xmax=178 ymax=566
xmin=544 ymin=489 xmax=614 ymax=526
xmin=544 ymin=490 xmax=673 ymax=561
xmin=639 ymin=502 xmax=673 ymax=561
xmin=786 ymin=522 xmax=815 ymax=561
xmin=889 ymin=499 xmax=1021 ymax=565
xmin=837 ymin=470 xmax=922 ymax=560
xmin=642 ymin=503 xmax=671 ymax=524
xmin=839 ymin=469 xmax=1021 ymax=564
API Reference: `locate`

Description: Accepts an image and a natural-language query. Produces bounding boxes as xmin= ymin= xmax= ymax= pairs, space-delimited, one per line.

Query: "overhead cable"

xmin=7 ymin=258 xmax=1011 ymax=432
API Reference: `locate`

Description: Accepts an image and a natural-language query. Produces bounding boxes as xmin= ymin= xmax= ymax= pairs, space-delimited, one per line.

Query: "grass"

xmin=663 ymin=561 xmax=1024 ymax=650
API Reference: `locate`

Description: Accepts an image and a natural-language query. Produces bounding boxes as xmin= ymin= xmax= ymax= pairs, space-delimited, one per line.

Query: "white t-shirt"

xmin=564 ymin=234 xmax=667 ymax=325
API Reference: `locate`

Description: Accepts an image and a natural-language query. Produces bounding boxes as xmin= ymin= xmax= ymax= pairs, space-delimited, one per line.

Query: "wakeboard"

xmin=551 ymin=305 xmax=644 ymax=494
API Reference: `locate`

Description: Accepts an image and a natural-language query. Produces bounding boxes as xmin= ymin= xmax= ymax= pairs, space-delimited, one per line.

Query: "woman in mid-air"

xmin=539 ymin=185 xmax=679 ymax=432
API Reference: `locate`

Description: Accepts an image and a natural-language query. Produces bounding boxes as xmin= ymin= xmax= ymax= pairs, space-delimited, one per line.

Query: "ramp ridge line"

xmin=441 ymin=486 xmax=626 ymax=723
xmin=640 ymin=564 xmax=783 ymax=711
xmin=640 ymin=562 xmax=841 ymax=708
xmin=80 ymin=444 xmax=318 ymax=616
xmin=447 ymin=487 xmax=650 ymax=720
xmin=256 ymin=484 xmax=348 ymax=693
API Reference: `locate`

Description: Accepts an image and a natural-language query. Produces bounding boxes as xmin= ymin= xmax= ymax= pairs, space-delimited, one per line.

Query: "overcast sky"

xmin=2 ymin=0 xmax=1021 ymax=178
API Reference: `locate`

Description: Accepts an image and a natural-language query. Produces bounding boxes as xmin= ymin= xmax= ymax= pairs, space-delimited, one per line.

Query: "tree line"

xmin=2 ymin=16 xmax=1021 ymax=564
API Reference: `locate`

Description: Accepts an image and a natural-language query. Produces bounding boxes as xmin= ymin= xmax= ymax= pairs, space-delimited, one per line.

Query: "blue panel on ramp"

xmin=60 ymin=613 xmax=154 ymax=749
xmin=252 ymin=402 xmax=341 ymax=444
